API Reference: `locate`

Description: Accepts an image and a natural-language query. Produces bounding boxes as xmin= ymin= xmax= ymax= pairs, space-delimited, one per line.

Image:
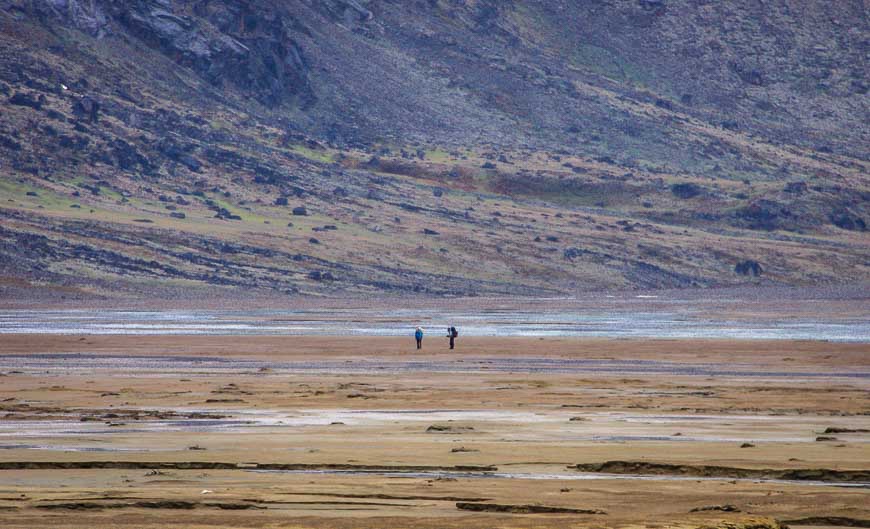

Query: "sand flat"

xmin=0 ymin=335 xmax=868 ymax=528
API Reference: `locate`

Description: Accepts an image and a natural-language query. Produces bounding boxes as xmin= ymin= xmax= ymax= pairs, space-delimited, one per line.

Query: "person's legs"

xmin=416 ymin=338 xmax=422 ymax=349
xmin=449 ymin=337 xmax=454 ymax=349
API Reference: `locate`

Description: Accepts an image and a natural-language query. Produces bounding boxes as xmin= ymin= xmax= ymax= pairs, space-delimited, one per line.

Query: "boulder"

xmin=563 ymin=247 xmax=586 ymax=260
xmin=0 ymin=135 xmax=22 ymax=151
xmin=734 ymin=260 xmax=763 ymax=277
xmin=784 ymin=182 xmax=808 ymax=194
xmin=736 ymin=200 xmax=792 ymax=231
xmin=308 ymin=270 xmax=335 ymax=281
xmin=830 ymin=211 xmax=866 ymax=231
xmin=670 ymin=183 xmax=702 ymax=199
xmin=8 ymin=92 xmax=44 ymax=110
xmin=73 ymin=95 xmax=100 ymax=123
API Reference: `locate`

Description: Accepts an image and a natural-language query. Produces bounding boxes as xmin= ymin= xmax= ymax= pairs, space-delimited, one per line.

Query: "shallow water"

xmin=1 ymin=308 xmax=868 ymax=341
xmin=0 ymin=444 xmax=170 ymax=452
xmin=248 ymin=469 xmax=870 ymax=488
xmin=3 ymin=409 xmax=866 ymax=444
xmin=2 ymin=353 xmax=867 ymax=378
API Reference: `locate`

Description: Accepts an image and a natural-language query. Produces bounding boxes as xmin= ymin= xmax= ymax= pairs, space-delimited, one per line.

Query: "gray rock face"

xmin=113 ymin=1 xmax=313 ymax=107
xmin=18 ymin=0 xmax=314 ymax=107
xmin=40 ymin=0 xmax=110 ymax=37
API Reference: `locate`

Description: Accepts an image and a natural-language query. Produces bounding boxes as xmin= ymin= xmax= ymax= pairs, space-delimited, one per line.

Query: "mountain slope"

xmin=0 ymin=0 xmax=867 ymax=300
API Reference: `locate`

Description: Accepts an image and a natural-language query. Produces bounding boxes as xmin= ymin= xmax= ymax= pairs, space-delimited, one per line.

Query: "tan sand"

xmin=0 ymin=335 xmax=867 ymax=528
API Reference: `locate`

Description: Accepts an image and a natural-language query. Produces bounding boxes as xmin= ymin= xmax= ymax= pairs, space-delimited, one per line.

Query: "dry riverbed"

xmin=0 ymin=335 xmax=868 ymax=528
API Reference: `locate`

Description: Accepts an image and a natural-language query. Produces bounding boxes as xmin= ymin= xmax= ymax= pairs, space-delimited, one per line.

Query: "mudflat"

xmin=0 ymin=335 xmax=868 ymax=528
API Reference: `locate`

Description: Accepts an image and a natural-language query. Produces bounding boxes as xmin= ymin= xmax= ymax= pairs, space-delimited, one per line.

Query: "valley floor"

xmin=0 ymin=335 xmax=868 ymax=528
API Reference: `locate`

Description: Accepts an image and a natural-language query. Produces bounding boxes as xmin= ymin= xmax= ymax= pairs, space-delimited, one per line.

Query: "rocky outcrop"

xmin=29 ymin=0 xmax=110 ymax=37
xmin=16 ymin=0 xmax=315 ymax=107
xmin=119 ymin=1 xmax=314 ymax=106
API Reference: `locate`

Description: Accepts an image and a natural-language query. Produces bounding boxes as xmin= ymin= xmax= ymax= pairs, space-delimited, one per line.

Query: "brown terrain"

xmin=0 ymin=333 xmax=868 ymax=528
xmin=1 ymin=1 xmax=868 ymax=300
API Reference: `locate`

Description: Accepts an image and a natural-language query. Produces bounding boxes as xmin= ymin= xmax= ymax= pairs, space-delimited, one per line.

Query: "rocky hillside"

xmin=0 ymin=0 xmax=867 ymax=300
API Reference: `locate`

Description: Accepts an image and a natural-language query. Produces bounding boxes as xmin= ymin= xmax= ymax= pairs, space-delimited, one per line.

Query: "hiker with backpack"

xmin=415 ymin=327 xmax=424 ymax=350
xmin=447 ymin=326 xmax=458 ymax=349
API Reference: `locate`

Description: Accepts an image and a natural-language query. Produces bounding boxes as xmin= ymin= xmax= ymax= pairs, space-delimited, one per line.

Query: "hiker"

xmin=447 ymin=326 xmax=458 ymax=349
xmin=415 ymin=327 xmax=423 ymax=349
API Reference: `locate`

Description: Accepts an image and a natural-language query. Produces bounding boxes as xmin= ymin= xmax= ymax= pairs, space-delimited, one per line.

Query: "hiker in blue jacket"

xmin=415 ymin=327 xmax=423 ymax=349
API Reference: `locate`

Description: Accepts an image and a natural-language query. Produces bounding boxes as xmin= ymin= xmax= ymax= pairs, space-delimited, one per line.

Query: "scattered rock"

xmin=690 ymin=504 xmax=741 ymax=513
xmin=427 ymin=425 xmax=474 ymax=433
